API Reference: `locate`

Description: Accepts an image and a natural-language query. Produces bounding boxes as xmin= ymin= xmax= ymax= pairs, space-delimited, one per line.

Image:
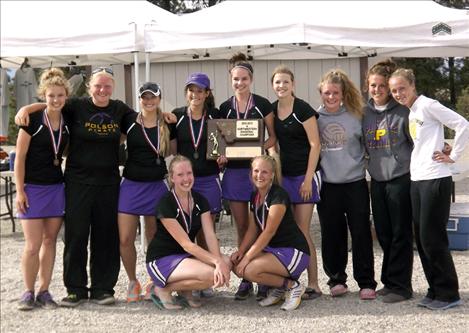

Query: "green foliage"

xmin=456 ymin=87 xmax=469 ymax=120
xmin=147 ymin=0 xmax=223 ymax=13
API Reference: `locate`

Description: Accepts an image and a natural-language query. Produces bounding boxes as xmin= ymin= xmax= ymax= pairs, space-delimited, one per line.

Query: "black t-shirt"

xmin=219 ymin=94 xmax=273 ymax=169
xmin=249 ymin=184 xmax=309 ymax=254
xmin=122 ymin=112 xmax=172 ymax=182
xmin=171 ymin=106 xmax=220 ymax=177
xmin=273 ymin=98 xmax=319 ymax=176
xmin=20 ymin=110 xmax=69 ymax=184
xmin=146 ymin=190 xmax=210 ymax=262
xmin=62 ymin=97 xmax=135 ymax=185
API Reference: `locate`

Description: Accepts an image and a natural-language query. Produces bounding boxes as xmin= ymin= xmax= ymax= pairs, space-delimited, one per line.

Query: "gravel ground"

xmin=1 ymin=177 xmax=468 ymax=333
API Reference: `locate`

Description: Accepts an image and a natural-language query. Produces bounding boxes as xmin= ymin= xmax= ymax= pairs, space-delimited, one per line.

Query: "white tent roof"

xmin=0 ymin=0 xmax=175 ymax=68
xmin=145 ymin=0 xmax=469 ymax=61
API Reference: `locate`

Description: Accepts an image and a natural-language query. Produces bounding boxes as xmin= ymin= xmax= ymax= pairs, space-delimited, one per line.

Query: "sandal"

xmin=301 ymin=287 xmax=322 ymax=300
xmin=150 ymin=294 xmax=183 ymax=310
xmin=176 ymin=294 xmax=203 ymax=308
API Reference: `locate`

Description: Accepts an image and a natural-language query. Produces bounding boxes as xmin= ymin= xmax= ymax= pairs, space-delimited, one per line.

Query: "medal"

xmin=187 ymin=107 xmax=205 ymax=161
xmin=139 ymin=113 xmax=161 ymax=165
xmin=232 ymin=93 xmax=254 ymax=119
xmin=254 ymin=187 xmax=271 ymax=231
xmin=43 ymin=109 xmax=63 ymax=167
xmin=172 ymin=189 xmax=193 ymax=234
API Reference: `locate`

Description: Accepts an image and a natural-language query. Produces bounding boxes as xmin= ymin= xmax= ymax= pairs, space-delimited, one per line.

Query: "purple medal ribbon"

xmin=43 ymin=110 xmax=63 ymax=166
xmin=232 ymin=93 xmax=253 ymax=119
xmin=171 ymin=189 xmax=193 ymax=234
xmin=139 ymin=113 xmax=161 ymax=163
xmin=187 ymin=108 xmax=205 ymax=158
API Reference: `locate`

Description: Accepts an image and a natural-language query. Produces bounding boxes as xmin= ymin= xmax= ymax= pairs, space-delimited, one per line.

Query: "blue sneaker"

xmin=256 ymin=284 xmax=269 ymax=301
xmin=234 ymin=280 xmax=253 ymax=300
xmin=425 ymin=299 xmax=462 ymax=310
xmin=36 ymin=290 xmax=58 ymax=309
xmin=417 ymin=296 xmax=433 ymax=307
xmin=18 ymin=291 xmax=35 ymax=311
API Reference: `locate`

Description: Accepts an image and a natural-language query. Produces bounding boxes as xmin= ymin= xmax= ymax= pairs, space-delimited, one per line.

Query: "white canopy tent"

xmin=0 ymin=0 xmax=175 ymax=68
xmin=144 ymin=0 xmax=469 ymax=61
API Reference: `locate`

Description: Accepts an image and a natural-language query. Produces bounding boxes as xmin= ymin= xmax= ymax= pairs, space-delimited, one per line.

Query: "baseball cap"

xmin=138 ymin=82 xmax=161 ymax=97
xmin=185 ymin=72 xmax=210 ymax=89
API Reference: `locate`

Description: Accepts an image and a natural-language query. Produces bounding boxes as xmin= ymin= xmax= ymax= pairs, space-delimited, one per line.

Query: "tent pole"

xmin=145 ymin=52 xmax=150 ymax=82
xmin=133 ymin=52 xmax=140 ymax=112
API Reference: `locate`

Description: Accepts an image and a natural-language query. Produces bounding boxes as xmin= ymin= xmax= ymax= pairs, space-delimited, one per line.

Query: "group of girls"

xmin=14 ymin=54 xmax=468 ymax=312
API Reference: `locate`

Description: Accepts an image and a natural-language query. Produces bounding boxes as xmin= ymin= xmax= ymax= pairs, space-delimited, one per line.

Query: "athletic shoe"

xmin=126 ymin=280 xmax=142 ymax=303
xmin=280 ymin=283 xmax=305 ymax=311
xmin=60 ymin=293 xmax=87 ymax=308
xmin=381 ymin=293 xmax=409 ymax=303
xmin=417 ymin=296 xmax=433 ymax=307
xmin=90 ymin=293 xmax=115 ymax=306
xmin=359 ymin=288 xmax=376 ymax=301
xmin=330 ymin=284 xmax=348 ymax=297
xmin=425 ymin=299 xmax=463 ymax=310
xmin=376 ymin=286 xmax=391 ymax=296
xmin=143 ymin=281 xmax=156 ymax=301
xmin=18 ymin=291 xmax=35 ymax=311
xmin=201 ymin=288 xmax=215 ymax=298
xmin=234 ymin=280 xmax=254 ymax=300
xmin=258 ymin=288 xmax=285 ymax=307
xmin=35 ymin=290 xmax=58 ymax=309
xmin=256 ymin=284 xmax=269 ymax=301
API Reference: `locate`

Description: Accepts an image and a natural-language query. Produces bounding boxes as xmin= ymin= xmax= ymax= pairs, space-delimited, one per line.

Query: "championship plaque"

xmin=206 ymin=119 xmax=265 ymax=160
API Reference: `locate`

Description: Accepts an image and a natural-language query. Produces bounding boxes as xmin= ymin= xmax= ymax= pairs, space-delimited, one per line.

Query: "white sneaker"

xmin=280 ymin=283 xmax=305 ymax=311
xmin=258 ymin=288 xmax=285 ymax=307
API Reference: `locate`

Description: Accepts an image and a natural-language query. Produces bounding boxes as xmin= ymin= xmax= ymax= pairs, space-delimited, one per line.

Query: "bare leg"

xmin=118 ymin=213 xmax=139 ymax=281
xmin=241 ymin=253 xmax=290 ymax=288
xmin=21 ymin=219 xmax=44 ymax=292
xmin=293 ymin=203 xmax=321 ymax=292
xmin=37 ymin=217 xmax=63 ymax=292
xmin=229 ymin=201 xmax=249 ymax=246
xmin=144 ymin=215 xmax=157 ymax=244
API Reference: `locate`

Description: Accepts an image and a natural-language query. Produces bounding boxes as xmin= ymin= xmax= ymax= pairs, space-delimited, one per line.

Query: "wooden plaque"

xmin=206 ymin=119 xmax=265 ymax=160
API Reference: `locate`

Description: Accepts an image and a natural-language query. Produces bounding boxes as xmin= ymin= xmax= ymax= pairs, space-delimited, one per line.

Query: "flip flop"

xmin=176 ymin=294 xmax=203 ymax=308
xmin=150 ymin=294 xmax=183 ymax=310
xmin=301 ymin=287 xmax=322 ymax=300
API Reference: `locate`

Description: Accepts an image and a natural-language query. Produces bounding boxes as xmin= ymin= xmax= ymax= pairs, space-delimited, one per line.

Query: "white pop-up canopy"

xmin=144 ymin=0 xmax=469 ymax=61
xmin=0 ymin=0 xmax=175 ymax=68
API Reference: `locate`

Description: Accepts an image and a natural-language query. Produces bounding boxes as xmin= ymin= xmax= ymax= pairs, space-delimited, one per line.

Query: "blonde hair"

xmin=318 ymin=69 xmax=364 ymax=118
xmin=167 ymin=155 xmax=193 ymax=188
xmin=155 ymin=106 xmax=171 ymax=157
xmin=251 ymin=155 xmax=281 ymax=186
xmin=37 ymin=68 xmax=70 ymax=99
xmin=390 ymin=68 xmax=416 ymax=86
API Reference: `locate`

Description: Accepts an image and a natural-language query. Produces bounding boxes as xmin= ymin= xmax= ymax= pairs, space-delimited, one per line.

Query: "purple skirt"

xmin=264 ymin=246 xmax=309 ymax=280
xmin=193 ymin=175 xmax=222 ymax=214
xmin=221 ymin=167 xmax=253 ymax=202
xmin=281 ymin=171 xmax=322 ymax=204
xmin=17 ymin=183 xmax=65 ymax=219
xmin=118 ymin=178 xmax=169 ymax=216
xmin=146 ymin=253 xmax=191 ymax=288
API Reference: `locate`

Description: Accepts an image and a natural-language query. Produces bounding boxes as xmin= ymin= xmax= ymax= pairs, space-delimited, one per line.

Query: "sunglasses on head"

xmin=92 ymin=67 xmax=114 ymax=76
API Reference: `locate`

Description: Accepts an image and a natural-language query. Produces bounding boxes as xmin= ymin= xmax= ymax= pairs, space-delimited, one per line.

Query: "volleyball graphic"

xmin=321 ymin=122 xmax=346 ymax=151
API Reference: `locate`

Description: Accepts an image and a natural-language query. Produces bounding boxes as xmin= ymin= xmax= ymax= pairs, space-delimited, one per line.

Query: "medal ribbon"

xmin=232 ymin=93 xmax=253 ymax=119
xmin=43 ymin=110 xmax=63 ymax=162
xmin=187 ymin=108 xmax=205 ymax=152
xmin=172 ymin=189 xmax=192 ymax=234
xmin=139 ymin=113 xmax=160 ymax=158
xmin=254 ymin=189 xmax=270 ymax=231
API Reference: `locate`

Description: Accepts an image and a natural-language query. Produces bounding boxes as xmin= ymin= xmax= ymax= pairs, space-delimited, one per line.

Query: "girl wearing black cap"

xmin=118 ymin=82 xmax=172 ymax=302
xmin=219 ymin=52 xmax=277 ymax=301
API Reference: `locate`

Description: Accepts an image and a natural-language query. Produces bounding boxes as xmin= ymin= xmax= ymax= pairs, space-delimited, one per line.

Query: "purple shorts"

xmin=118 ymin=178 xmax=169 ymax=216
xmin=193 ymin=175 xmax=222 ymax=214
xmin=221 ymin=168 xmax=253 ymax=202
xmin=264 ymin=246 xmax=309 ymax=280
xmin=146 ymin=253 xmax=191 ymax=288
xmin=281 ymin=171 xmax=322 ymax=204
xmin=17 ymin=183 xmax=65 ymax=219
